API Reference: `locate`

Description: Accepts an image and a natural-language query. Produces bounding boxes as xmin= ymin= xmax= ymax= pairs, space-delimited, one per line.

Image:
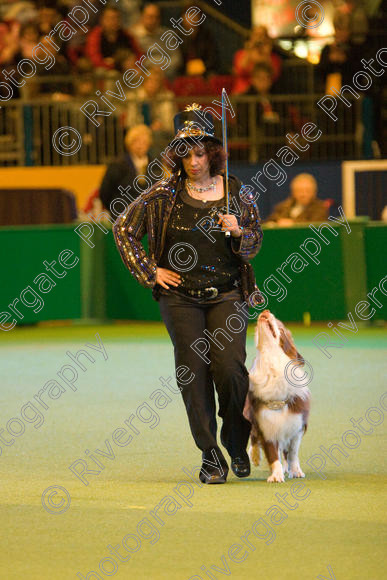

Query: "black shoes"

xmin=197 ymin=448 xmax=251 ymax=483
xmin=199 ymin=470 xmax=227 ymax=484
xmin=199 ymin=448 xmax=229 ymax=484
xmin=231 ymin=454 xmax=251 ymax=478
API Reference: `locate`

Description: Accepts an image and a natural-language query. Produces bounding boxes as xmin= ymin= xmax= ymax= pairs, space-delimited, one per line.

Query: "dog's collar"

xmin=263 ymin=399 xmax=288 ymax=411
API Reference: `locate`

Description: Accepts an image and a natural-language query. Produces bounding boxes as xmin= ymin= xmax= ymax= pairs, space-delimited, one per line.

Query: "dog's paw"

xmin=267 ymin=462 xmax=285 ymax=483
xmin=267 ymin=471 xmax=285 ymax=483
xmin=248 ymin=444 xmax=260 ymax=466
xmin=288 ymin=465 xmax=305 ymax=479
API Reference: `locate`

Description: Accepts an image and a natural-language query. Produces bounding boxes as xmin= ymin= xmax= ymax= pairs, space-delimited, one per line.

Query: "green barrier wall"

xmin=0 ymin=225 xmax=81 ymax=328
xmin=249 ymin=225 xmax=347 ymax=321
xmin=0 ymin=221 xmax=385 ymax=327
xmin=364 ymin=223 xmax=387 ymax=319
xmin=105 ymin=235 xmax=161 ymax=321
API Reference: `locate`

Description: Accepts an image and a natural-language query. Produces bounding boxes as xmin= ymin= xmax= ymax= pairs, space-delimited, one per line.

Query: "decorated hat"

xmin=172 ymin=103 xmax=222 ymax=144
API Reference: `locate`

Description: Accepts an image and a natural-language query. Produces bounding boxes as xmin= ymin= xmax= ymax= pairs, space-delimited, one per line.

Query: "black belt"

xmin=177 ymin=279 xmax=240 ymax=300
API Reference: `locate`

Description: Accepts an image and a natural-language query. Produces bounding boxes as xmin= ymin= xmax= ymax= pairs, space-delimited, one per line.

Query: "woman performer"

xmin=113 ymin=104 xmax=264 ymax=484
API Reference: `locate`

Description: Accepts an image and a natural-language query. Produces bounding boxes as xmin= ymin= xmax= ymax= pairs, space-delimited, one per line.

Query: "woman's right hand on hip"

xmin=156 ymin=267 xmax=182 ymax=289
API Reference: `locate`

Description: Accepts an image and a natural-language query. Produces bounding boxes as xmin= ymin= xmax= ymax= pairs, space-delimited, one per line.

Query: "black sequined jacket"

xmin=113 ymin=172 xmax=264 ymax=305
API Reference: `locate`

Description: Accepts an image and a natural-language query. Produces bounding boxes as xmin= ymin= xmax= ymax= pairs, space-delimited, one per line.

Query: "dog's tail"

xmin=243 ymin=392 xmax=252 ymax=422
xmin=248 ymin=439 xmax=261 ymax=467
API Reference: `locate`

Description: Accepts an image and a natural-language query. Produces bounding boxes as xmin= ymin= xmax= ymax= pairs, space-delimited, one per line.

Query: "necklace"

xmin=187 ymin=179 xmax=217 ymax=193
xmin=186 ymin=178 xmax=217 ymax=203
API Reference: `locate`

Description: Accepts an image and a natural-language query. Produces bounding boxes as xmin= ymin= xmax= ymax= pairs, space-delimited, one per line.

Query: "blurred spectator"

xmin=0 ymin=21 xmax=39 ymax=66
xmin=232 ymin=25 xmax=282 ymax=95
xmin=118 ymin=0 xmax=142 ymax=29
xmin=266 ymin=173 xmax=328 ymax=226
xmin=34 ymin=2 xmax=73 ymax=76
xmin=126 ymin=68 xmax=177 ymax=151
xmin=0 ymin=1 xmax=36 ymax=24
xmin=132 ymin=3 xmax=182 ymax=79
xmin=317 ymin=13 xmax=359 ymax=91
xmin=243 ymin=63 xmax=280 ymax=124
xmin=0 ymin=21 xmax=38 ymax=98
xmin=18 ymin=21 xmax=40 ymax=57
xmin=86 ymin=6 xmax=142 ymax=71
xmin=0 ymin=13 xmax=71 ymax=98
xmin=178 ymin=2 xmax=219 ymax=77
xmin=34 ymin=2 xmax=72 ymax=96
xmin=238 ymin=62 xmax=291 ymax=161
xmin=336 ymin=0 xmax=369 ymax=45
xmin=99 ymin=125 xmax=154 ymax=214
xmin=36 ymin=0 xmax=68 ymax=64
xmin=62 ymin=0 xmax=100 ymax=67
xmin=37 ymin=2 xmax=61 ymax=37
xmin=61 ymin=0 xmax=141 ymax=28
xmin=113 ymin=48 xmax=137 ymax=73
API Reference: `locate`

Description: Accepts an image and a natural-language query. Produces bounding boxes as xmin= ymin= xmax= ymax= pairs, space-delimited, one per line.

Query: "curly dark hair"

xmin=167 ymin=139 xmax=227 ymax=177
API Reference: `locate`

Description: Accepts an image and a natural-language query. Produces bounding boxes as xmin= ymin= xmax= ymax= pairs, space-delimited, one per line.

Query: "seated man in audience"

xmin=86 ymin=5 xmax=141 ymax=71
xmin=266 ymin=173 xmax=328 ymax=226
xmin=132 ymin=3 xmax=182 ymax=79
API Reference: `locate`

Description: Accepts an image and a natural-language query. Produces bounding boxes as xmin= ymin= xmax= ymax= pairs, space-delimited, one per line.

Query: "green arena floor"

xmin=0 ymin=323 xmax=386 ymax=580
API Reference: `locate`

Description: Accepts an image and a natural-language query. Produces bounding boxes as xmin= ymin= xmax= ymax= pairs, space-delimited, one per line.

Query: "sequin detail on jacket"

xmin=112 ymin=173 xmax=264 ymax=305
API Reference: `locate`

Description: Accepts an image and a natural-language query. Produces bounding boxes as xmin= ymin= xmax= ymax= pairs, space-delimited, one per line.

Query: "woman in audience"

xmin=232 ymin=25 xmax=281 ymax=95
xmin=99 ymin=125 xmax=154 ymax=215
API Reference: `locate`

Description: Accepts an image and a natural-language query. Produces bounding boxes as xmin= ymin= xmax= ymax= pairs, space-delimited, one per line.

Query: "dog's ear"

xmin=279 ymin=327 xmax=304 ymax=364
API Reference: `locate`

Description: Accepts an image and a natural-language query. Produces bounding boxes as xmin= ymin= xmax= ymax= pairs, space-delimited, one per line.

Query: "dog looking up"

xmin=244 ymin=310 xmax=311 ymax=483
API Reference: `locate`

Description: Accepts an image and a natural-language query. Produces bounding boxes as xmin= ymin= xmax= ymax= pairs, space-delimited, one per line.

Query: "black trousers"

xmin=159 ymin=289 xmax=252 ymax=462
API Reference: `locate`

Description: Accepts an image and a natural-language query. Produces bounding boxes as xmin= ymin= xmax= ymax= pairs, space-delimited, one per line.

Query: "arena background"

xmin=0 ymin=1 xmax=386 ymax=579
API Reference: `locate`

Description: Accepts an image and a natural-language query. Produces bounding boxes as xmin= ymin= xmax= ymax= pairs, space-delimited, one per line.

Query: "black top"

xmin=158 ymin=182 xmax=241 ymax=293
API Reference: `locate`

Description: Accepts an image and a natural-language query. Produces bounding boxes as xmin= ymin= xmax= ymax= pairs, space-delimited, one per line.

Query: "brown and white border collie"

xmin=244 ymin=310 xmax=311 ymax=483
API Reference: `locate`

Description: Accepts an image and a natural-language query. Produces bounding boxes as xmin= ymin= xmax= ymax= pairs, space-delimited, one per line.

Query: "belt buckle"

xmin=205 ymin=286 xmax=218 ymax=299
